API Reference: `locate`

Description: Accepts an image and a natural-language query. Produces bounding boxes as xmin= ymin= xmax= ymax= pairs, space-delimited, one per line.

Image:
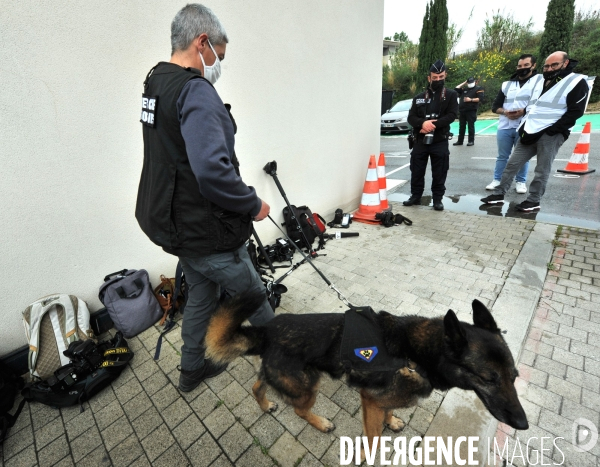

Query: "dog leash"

xmin=267 ymin=215 xmax=355 ymax=308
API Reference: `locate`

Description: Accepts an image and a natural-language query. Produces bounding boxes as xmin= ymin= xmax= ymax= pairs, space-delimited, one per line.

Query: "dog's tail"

xmin=205 ymin=290 xmax=268 ymax=364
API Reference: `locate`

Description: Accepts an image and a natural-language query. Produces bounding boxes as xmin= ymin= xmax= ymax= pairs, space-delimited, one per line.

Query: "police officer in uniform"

xmin=403 ymin=60 xmax=458 ymax=211
xmin=135 ymin=4 xmax=274 ymax=392
xmin=453 ymin=77 xmax=484 ymax=146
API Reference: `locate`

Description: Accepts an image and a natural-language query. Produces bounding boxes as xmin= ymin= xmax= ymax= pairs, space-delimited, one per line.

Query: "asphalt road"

xmin=381 ymin=129 xmax=600 ymax=230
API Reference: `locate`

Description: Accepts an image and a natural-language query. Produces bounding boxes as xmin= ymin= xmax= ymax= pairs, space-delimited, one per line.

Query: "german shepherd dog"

xmin=205 ymin=292 xmax=528 ymax=454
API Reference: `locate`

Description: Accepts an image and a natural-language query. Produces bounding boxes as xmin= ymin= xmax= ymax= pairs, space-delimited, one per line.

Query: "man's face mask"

xmin=199 ymin=40 xmax=221 ymax=84
xmin=467 ymin=82 xmax=475 ymax=88
xmin=517 ymin=67 xmax=532 ymax=77
xmin=430 ymin=79 xmax=445 ymax=91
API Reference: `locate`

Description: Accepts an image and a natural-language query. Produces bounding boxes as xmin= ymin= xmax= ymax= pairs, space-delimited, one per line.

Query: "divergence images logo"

xmin=572 ymin=418 xmax=598 ymax=453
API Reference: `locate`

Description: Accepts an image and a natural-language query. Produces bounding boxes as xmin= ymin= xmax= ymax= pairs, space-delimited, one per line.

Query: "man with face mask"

xmin=135 ymin=4 xmax=274 ymax=392
xmin=403 ymin=60 xmax=458 ymax=211
xmin=485 ymin=54 xmax=544 ymax=194
xmin=481 ymin=51 xmax=589 ymax=212
xmin=453 ymin=77 xmax=484 ymax=146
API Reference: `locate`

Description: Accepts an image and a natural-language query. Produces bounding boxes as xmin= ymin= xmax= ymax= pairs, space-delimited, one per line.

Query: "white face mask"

xmin=199 ymin=40 xmax=221 ymax=84
xmin=467 ymin=83 xmax=475 ymax=88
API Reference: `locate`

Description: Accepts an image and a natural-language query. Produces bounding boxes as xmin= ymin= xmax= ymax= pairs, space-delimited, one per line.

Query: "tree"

xmin=539 ymin=0 xmax=575 ymax=59
xmin=476 ymin=9 xmax=534 ymax=53
xmin=417 ymin=0 xmax=449 ymax=85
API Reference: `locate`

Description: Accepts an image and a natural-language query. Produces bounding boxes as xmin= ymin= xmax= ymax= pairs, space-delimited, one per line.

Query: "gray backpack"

xmin=99 ymin=269 xmax=162 ymax=338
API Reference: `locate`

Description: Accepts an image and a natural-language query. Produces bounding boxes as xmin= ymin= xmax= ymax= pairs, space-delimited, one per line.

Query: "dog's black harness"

xmin=340 ymin=306 xmax=408 ymax=373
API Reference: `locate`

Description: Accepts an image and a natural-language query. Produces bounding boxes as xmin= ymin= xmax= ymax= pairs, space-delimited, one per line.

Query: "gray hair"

xmin=171 ymin=4 xmax=228 ymax=54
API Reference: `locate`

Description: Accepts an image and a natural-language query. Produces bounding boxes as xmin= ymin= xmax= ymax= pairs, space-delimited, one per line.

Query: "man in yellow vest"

xmin=481 ymin=51 xmax=589 ymax=212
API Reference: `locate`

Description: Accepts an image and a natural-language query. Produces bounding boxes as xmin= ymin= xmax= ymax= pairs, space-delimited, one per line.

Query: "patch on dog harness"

xmin=140 ymin=94 xmax=158 ymax=128
xmin=340 ymin=306 xmax=405 ymax=372
xmin=354 ymin=347 xmax=378 ymax=362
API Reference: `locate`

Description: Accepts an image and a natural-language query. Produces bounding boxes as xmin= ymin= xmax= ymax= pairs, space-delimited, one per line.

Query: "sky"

xmin=383 ymin=0 xmax=597 ymax=54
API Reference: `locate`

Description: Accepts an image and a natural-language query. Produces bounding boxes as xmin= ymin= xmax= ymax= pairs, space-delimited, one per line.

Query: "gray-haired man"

xmin=136 ymin=4 xmax=274 ymax=392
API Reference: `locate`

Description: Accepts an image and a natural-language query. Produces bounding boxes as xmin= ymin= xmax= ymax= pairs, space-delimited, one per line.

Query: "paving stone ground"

xmin=2 ymin=204 xmax=598 ymax=466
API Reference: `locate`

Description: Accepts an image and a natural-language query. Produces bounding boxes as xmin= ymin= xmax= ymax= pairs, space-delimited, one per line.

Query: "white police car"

xmin=381 ymin=99 xmax=412 ymax=133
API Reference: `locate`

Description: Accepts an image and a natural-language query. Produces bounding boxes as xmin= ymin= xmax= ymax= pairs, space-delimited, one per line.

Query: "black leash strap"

xmin=267 ymin=215 xmax=354 ymax=307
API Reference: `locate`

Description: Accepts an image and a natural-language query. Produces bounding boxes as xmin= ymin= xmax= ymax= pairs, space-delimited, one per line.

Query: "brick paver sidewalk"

xmin=491 ymin=226 xmax=600 ymax=467
xmin=5 ymin=205 xmax=586 ymax=467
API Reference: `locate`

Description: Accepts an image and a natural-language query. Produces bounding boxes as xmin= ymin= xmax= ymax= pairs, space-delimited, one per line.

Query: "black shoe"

xmin=452 ymin=142 xmax=463 ymax=146
xmin=403 ymin=195 xmax=422 ymax=206
xmin=515 ymin=200 xmax=540 ymax=212
xmin=467 ymin=142 xmax=474 ymax=146
xmin=480 ymin=194 xmax=505 ymax=204
xmin=433 ymin=201 xmax=444 ymax=211
xmin=178 ymin=359 xmax=228 ymax=392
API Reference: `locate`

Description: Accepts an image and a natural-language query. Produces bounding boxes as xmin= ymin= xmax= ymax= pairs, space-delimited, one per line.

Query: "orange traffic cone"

xmin=377 ymin=153 xmax=391 ymax=211
xmin=353 ymin=155 xmax=382 ymax=225
xmin=557 ymin=122 xmax=596 ymax=175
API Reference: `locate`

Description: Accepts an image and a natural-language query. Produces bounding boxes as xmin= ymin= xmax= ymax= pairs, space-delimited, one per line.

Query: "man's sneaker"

xmin=480 ymin=194 xmax=505 ymax=204
xmin=433 ymin=200 xmax=444 ymax=211
xmin=467 ymin=142 xmax=474 ymax=146
xmin=515 ymin=182 xmax=527 ymax=194
xmin=452 ymin=141 xmax=463 ymax=146
xmin=178 ymin=359 xmax=228 ymax=392
xmin=486 ymin=180 xmax=501 ymax=190
xmin=515 ymin=200 xmax=540 ymax=212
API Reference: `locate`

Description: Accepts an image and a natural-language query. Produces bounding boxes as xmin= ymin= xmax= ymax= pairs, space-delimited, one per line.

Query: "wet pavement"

xmin=381 ymin=122 xmax=600 ymax=231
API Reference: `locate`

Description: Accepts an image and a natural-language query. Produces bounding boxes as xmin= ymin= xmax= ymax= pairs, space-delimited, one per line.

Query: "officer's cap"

xmin=430 ymin=60 xmax=446 ymax=73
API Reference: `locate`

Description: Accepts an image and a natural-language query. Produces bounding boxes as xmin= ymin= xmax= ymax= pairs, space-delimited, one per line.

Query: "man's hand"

xmin=457 ymin=80 xmax=467 ymax=87
xmin=420 ymin=120 xmax=437 ymax=134
xmin=253 ymin=199 xmax=270 ymax=221
xmin=506 ymin=109 xmax=524 ymax=120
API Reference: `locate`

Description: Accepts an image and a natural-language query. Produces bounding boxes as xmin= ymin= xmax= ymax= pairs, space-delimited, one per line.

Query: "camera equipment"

xmin=263 ymin=160 xmax=318 ymax=257
xmin=260 ymin=238 xmax=294 ymax=264
xmin=327 ymin=209 xmax=352 ymax=229
xmin=324 ymin=232 xmax=359 ymax=240
xmin=375 ymin=211 xmax=396 ymax=227
xmin=47 ymin=339 xmax=106 ymax=393
xmin=375 ymin=211 xmax=413 ymax=227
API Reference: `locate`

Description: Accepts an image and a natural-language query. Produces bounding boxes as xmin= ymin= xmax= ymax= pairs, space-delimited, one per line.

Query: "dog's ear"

xmin=444 ymin=309 xmax=467 ymax=354
xmin=472 ymin=299 xmax=499 ymax=333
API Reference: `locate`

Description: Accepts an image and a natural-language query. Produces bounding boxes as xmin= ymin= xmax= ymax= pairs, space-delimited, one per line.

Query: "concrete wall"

xmin=0 ymin=1 xmax=384 ymax=356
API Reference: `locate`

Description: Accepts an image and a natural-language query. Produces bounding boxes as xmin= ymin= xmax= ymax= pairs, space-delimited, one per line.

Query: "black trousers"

xmin=457 ymin=109 xmax=477 ymax=143
xmin=409 ymin=140 xmax=450 ymax=201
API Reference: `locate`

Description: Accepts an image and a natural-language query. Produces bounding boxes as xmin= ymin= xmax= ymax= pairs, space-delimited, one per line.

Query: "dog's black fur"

xmin=206 ymin=292 xmax=528 ymax=450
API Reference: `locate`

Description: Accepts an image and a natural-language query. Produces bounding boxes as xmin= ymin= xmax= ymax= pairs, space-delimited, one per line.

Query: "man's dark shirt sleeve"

xmin=545 ymin=79 xmax=588 ymax=137
xmin=491 ymin=89 xmax=506 ymax=113
xmin=407 ymin=96 xmax=423 ymax=129
xmin=177 ymin=79 xmax=262 ymax=217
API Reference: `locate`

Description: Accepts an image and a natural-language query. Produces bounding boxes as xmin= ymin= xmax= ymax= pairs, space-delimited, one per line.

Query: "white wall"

xmin=0 ymin=1 xmax=384 ymax=356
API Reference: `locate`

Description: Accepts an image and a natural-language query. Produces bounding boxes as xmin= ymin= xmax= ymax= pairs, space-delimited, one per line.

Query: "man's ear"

xmin=472 ymin=299 xmax=499 ymax=333
xmin=444 ymin=309 xmax=467 ymax=355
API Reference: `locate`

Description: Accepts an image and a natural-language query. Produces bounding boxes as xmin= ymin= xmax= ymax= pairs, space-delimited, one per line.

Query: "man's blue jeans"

xmin=494 ymin=128 xmax=529 ymax=183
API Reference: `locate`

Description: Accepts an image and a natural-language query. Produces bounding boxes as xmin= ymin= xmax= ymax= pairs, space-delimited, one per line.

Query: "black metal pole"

xmin=263 ymin=161 xmax=317 ymax=257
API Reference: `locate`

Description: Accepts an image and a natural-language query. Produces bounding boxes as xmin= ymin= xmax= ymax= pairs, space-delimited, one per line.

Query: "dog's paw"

xmin=317 ymin=417 xmax=336 ymax=433
xmin=385 ymin=415 xmax=405 ymax=432
xmin=265 ymin=402 xmax=278 ymax=413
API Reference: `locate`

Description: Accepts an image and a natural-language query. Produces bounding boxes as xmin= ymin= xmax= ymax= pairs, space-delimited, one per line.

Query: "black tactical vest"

xmin=135 ymin=62 xmax=251 ymax=257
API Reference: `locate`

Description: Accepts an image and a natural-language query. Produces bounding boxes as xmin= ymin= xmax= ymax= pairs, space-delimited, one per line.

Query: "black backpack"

xmin=0 ymin=363 xmax=25 ymax=444
xmin=282 ymin=205 xmax=327 ymax=251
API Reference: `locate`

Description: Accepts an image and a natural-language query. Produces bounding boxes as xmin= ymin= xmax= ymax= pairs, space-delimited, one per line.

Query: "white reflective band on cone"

xmin=361 ymin=192 xmax=380 ymax=205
